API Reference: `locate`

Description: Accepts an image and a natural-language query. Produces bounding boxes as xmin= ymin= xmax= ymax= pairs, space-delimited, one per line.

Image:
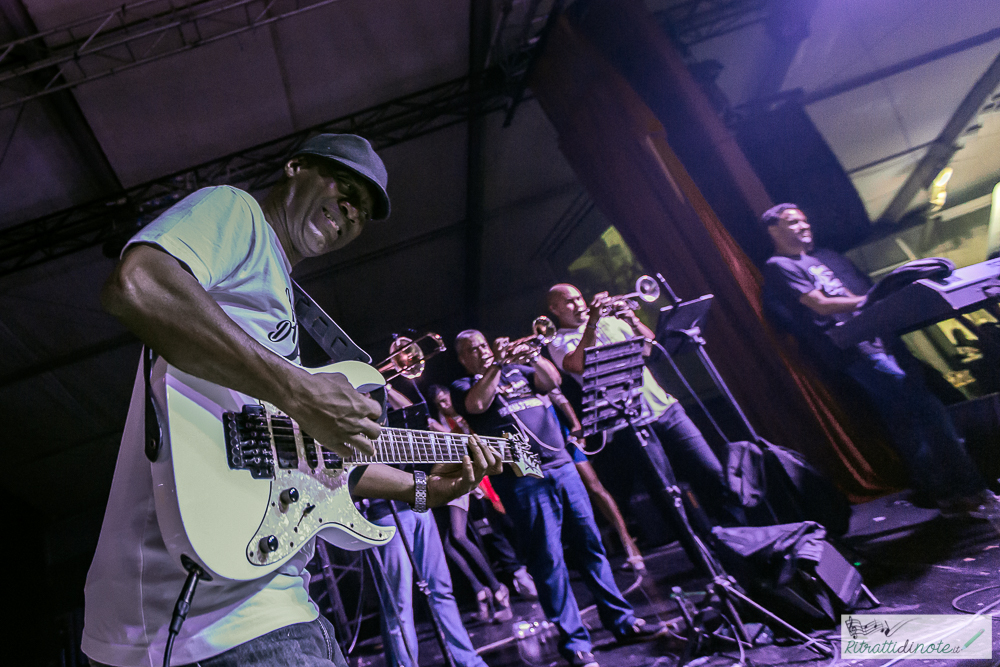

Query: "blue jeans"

xmin=89 ymin=617 xmax=349 ymax=667
xmin=844 ymin=351 xmax=984 ymax=500
xmin=492 ymin=463 xmax=637 ymax=659
xmin=369 ymin=504 xmax=487 ymax=667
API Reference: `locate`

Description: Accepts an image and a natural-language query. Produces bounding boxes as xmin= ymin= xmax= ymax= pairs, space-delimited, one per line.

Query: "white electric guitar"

xmin=148 ymin=358 xmax=540 ymax=583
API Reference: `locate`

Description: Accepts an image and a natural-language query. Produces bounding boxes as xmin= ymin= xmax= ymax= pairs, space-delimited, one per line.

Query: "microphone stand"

xmin=650 ymin=274 xmax=784 ymax=525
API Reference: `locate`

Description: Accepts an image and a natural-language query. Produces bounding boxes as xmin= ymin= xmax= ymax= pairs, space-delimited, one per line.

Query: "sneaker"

xmin=492 ymin=583 xmax=513 ymax=622
xmin=512 ymin=566 xmax=539 ymax=600
xmin=568 ymin=650 xmax=599 ymax=667
xmin=470 ymin=588 xmax=492 ymax=623
xmin=621 ymin=555 xmax=646 ymax=574
xmin=614 ymin=617 xmax=662 ymax=644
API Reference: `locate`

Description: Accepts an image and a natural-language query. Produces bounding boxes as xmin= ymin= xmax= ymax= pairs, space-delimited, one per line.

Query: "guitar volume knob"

xmin=259 ymin=535 xmax=279 ymax=554
xmin=280 ymin=488 xmax=300 ymax=504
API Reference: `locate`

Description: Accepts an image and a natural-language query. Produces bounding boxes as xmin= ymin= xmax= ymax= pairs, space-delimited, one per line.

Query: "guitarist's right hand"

xmin=285 ymin=371 xmax=381 ymax=458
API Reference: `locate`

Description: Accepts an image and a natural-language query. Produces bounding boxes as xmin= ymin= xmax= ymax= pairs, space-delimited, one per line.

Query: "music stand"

xmin=654 ymin=293 xmax=761 ymax=444
xmin=578 ymin=323 xmax=832 ymax=664
xmin=578 ymin=337 xmax=648 ymax=437
xmin=648 ymin=280 xmax=832 ymax=661
xmin=656 ymin=295 xmax=714 ymax=356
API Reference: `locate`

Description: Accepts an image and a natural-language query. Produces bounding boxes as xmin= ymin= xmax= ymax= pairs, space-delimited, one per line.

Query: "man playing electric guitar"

xmin=82 ymin=134 xmax=502 ymax=667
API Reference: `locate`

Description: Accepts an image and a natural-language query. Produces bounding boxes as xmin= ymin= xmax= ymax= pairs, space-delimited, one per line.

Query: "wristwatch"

xmin=412 ymin=470 xmax=428 ymax=513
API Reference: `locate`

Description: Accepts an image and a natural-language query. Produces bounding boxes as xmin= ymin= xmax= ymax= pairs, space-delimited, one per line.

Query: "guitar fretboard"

xmin=262 ymin=415 xmax=517 ymax=466
xmin=225 ymin=404 xmax=537 ymax=480
xmin=344 ymin=428 xmax=514 ymax=465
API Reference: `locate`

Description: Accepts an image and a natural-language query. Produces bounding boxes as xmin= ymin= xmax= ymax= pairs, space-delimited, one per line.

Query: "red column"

xmin=530 ymin=14 xmax=902 ymax=500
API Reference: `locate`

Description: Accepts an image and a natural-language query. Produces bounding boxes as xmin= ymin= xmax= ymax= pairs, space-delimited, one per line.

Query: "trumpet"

xmin=598 ymin=275 xmax=660 ymax=317
xmin=377 ymin=332 xmax=446 ymax=381
xmin=494 ymin=316 xmax=558 ymax=366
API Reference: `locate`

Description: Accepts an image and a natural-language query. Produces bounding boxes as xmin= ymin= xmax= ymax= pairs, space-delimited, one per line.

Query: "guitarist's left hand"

xmin=426 ymin=434 xmax=503 ymax=507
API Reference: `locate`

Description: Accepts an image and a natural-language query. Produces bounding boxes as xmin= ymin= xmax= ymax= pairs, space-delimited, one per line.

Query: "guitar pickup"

xmin=301 ymin=434 xmax=343 ymax=470
xmin=269 ymin=415 xmax=300 ymax=470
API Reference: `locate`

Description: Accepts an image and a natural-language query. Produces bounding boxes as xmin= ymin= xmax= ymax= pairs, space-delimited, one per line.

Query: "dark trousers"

xmin=650 ymin=403 xmax=743 ymax=526
xmin=844 ymin=350 xmax=984 ymax=501
xmin=601 ymin=403 xmax=743 ymax=532
xmin=90 ymin=617 xmax=348 ymax=667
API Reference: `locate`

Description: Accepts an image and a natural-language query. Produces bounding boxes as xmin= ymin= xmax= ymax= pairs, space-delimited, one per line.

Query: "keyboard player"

xmin=760 ymin=203 xmax=999 ymax=519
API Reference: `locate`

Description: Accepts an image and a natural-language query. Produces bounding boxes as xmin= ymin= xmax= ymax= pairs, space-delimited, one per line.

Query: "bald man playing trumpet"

xmin=546 ymin=283 xmax=744 ymax=530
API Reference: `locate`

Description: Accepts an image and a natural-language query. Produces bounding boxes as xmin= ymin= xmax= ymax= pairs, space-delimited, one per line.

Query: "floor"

xmin=345 ymin=492 xmax=1000 ymax=667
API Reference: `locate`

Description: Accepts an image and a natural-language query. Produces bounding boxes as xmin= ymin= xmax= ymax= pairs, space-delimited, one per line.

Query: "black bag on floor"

xmin=711 ymin=522 xmax=863 ymax=630
xmin=727 ymin=439 xmax=851 ymax=536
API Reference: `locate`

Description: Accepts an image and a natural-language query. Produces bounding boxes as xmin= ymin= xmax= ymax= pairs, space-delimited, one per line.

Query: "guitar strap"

xmin=291 ymin=280 xmax=387 ymax=422
xmin=291 ymin=280 xmax=372 ymax=364
xmin=143 ymin=346 xmax=163 ymax=462
xmin=494 ymin=369 xmax=563 ymax=452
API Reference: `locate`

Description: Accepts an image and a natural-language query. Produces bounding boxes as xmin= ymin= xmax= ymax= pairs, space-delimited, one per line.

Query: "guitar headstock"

xmin=503 ymin=432 xmax=542 ymax=479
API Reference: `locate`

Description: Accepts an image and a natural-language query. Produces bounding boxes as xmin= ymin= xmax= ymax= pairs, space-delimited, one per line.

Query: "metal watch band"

xmin=412 ymin=470 xmax=429 ymax=513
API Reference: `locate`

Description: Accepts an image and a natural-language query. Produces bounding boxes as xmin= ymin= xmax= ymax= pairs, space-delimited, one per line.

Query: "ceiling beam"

xmin=0 ymin=0 xmax=121 ymax=193
xmin=0 ymin=0 xmax=348 ymax=111
xmin=737 ymin=24 xmax=1000 ymax=113
xmin=462 ymin=0 xmax=491 ymax=328
xmin=804 ymin=26 xmax=1000 ymax=107
xmin=656 ymin=0 xmax=769 ymax=50
xmin=0 ymin=73 xmax=510 ymax=277
xmin=878 ymin=49 xmax=1000 ymax=223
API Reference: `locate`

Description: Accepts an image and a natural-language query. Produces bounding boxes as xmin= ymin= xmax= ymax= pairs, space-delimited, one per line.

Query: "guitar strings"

xmin=346 ymin=428 xmax=513 ymax=465
xmin=263 ymin=412 xmax=519 ymax=468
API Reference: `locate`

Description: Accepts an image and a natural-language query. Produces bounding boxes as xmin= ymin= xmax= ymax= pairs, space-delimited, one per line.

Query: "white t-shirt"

xmin=547 ymin=318 xmax=676 ymax=420
xmin=82 ymin=186 xmax=319 ymax=667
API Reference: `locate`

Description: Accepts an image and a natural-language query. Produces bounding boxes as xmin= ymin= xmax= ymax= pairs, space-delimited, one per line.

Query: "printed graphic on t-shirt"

xmin=497 ymin=373 xmax=530 ymax=398
xmin=808 ymin=264 xmax=848 ymax=297
xmin=499 ymin=396 xmax=545 ymax=417
xmin=267 ymin=286 xmax=299 ymax=360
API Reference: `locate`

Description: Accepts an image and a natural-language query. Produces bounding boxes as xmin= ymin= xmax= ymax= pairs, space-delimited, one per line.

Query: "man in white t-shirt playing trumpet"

xmin=546 ymin=283 xmax=743 ymax=530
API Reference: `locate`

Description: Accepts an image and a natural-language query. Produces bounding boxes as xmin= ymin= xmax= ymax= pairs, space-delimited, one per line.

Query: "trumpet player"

xmin=546 ymin=283 xmax=745 ymax=529
xmin=451 ymin=330 xmax=660 ymax=667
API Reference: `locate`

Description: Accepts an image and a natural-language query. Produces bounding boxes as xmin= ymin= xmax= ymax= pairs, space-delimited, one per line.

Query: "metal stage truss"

xmin=0 ymin=0 xmax=773 ymax=277
xmin=308 ymin=541 xmax=376 ymax=655
xmin=0 ymin=0 xmax=350 ymax=110
xmin=655 ymin=0 xmax=769 ymax=50
xmin=0 ymin=73 xmax=509 ymax=276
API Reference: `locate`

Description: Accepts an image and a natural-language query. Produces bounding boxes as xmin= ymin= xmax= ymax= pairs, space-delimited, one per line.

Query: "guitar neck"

xmin=344 ymin=428 xmax=515 ymax=466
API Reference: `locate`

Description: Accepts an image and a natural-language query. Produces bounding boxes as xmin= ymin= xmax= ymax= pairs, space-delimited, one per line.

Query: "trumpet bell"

xmin=600 ymin=275 xmax=662 ymax=317
xmin=634 ymin=275 xmax=660 ymax=303
xmin=388 ymin=337 xmax=424 ymax=379
xmin=532 ymin=315 xmax=557 ymax=344
xmin=495 ymin=317 xmax=558 ymax=367
xmin=378 ymin=333 xmax=446 ymax=381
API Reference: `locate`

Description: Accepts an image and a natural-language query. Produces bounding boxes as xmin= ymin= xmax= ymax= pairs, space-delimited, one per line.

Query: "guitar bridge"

xmin=224 ymin=405 xmax=275 ymax=479
xmin=224 ymin=404 xmax=344 ymax=479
